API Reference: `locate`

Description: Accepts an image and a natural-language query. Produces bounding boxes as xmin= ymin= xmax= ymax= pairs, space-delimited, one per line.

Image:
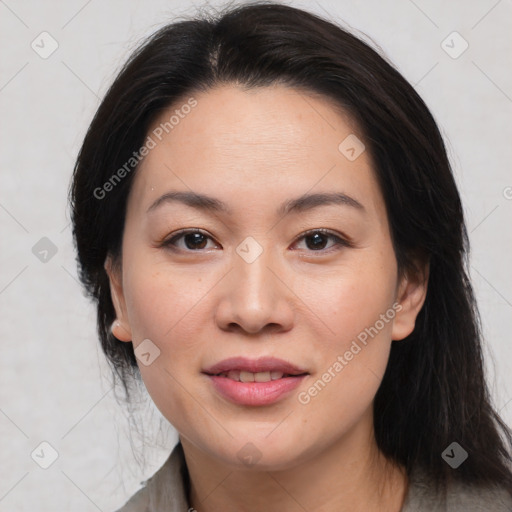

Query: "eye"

xmin=292 ymin=229 xmax=353 ymax=253
xmin=161 ymin=229 xmax=219 ymax=252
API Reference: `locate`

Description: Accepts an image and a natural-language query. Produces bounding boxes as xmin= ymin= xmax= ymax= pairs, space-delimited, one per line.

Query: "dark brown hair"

xmin=69 ymin=0 xmax=512 ymax=492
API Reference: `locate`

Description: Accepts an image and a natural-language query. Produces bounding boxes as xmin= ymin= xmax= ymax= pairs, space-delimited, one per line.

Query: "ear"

xmin=104 ymin=255 xmax=132 ymax=342
xmin=391 ymin=259 xmax=429 ymax=341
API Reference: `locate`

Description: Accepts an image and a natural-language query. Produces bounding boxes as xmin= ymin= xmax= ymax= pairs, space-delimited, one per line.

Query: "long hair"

xmin=69 ymin=1 xmax=512 ymax=491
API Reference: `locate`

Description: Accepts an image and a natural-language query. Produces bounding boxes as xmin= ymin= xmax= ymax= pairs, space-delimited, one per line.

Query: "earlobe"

xmin=391 ymin=261 xmax=429 ymax=341
xmin=104 ymin=255 xmax=132 ymax=342
xmin=111 ymin=319 xmax=132 ymax=342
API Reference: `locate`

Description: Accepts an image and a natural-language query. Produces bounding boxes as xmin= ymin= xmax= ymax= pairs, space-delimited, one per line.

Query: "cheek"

xmin=121 ymin=249 xmax=222 ymax=404
xmin=304 ymin=256 xmax=398 ymax=350
xmin=122 ymin=250 xmax=207 ymax=343
xmin=300 ymin=252 xmax=397 ymax=408
xmin=121 ymin=257 xmax=212 ymax=426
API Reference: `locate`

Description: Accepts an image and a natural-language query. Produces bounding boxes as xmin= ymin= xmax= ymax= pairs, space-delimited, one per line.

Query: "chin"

xmin=205 ymin=433 xmax=312 ymax=472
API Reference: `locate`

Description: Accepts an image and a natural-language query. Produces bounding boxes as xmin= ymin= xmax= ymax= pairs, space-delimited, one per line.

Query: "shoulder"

xmin=113 ymin=485 xmax=150 ymax=512
xmin=113 ymin=442 xmax=190 ymax=512
xmin=402 ymin=465 xmax=512 ymax=512
xmin=444 ymin=478 xmax=512 ymax=512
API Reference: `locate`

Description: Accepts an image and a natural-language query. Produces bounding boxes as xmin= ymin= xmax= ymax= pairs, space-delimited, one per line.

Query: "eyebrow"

xmin=146 ymin=190 xmax=365 ymax=216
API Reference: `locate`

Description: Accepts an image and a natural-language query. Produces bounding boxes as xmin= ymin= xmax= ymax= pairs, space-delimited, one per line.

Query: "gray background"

xmin=1 ymin=0 xmax=511 ymax=510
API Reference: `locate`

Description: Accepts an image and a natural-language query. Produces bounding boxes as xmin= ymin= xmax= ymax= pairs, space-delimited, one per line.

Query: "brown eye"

xmin=293 ymin=229 xmax=353 ymax=253
xmin=162 ymin=229 xmax=218 ymax=251
xmin=304 ymin=232 xmax=330 ymax=250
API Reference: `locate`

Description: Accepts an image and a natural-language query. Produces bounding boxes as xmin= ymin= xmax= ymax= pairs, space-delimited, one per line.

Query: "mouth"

xmin=202 ymin=357 xmax=309 ymax=406
xmin=203 ymin=356 xmax=308 ymax=379
xmin=209 ymin=369 xmax=308 ymax=382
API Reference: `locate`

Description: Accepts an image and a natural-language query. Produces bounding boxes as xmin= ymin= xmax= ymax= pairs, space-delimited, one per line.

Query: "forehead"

xmin=128 ymin=84 xmax=383 ymax=220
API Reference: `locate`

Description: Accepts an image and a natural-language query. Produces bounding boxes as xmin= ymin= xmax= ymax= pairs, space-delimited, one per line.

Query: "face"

xmin=106 ymin=84 xmax=427 ymax=470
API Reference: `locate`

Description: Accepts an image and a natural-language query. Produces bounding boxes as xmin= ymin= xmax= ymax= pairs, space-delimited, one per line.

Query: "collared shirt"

xmin=114 ymin=442 xmax=512 ymax=511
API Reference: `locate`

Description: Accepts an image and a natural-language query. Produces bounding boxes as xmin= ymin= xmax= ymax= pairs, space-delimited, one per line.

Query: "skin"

xmin=106 ymin=84 xmax=429 ymax=512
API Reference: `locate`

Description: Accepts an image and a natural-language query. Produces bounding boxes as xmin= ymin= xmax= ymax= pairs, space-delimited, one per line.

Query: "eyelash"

xmin=160 ymin=228 xmax=354 ymax=255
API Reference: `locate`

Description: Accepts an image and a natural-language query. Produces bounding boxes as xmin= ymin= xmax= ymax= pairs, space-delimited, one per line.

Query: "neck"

xmin=180 ymin=411 xmax=408 ymax=512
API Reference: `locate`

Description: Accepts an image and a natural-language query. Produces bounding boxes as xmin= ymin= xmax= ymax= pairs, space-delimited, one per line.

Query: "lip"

xmin=203 ymin=356 xmax=307 ymax=376
xmin=207 ymin=374 xmax=307 ymax=406
xmin=203 ymin=357 xmax=309 ymax=406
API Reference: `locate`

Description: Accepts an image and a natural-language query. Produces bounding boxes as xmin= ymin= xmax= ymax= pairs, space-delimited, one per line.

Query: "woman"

xmin=69 ymin=2 xmax=512 ymax=511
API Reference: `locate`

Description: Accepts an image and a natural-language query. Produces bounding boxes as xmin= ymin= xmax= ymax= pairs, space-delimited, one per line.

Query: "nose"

xmin=214 ymin=244 xmax=295 ymax=336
